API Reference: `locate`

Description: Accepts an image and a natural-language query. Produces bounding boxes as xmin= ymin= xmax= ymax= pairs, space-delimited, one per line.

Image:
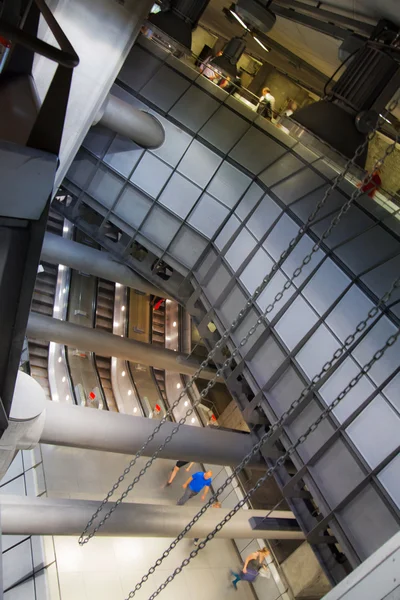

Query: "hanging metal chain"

xmin=78 ymin=107 xmax=398 ymax=545
xmin=146 ymin=327 xmax=400 ymax=600
xmin=124 ymin=275 xmax=400 ymax=598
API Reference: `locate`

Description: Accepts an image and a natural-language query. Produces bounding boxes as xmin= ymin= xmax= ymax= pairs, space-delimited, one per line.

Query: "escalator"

xmin=127 ymin=289 xmax=168 ymax=418
xmin=28 ymin=210 xmax=64 ymax=400
xmin=151 ymin=298 xmax=168 ymax=408
xmin=94 ymin=279 xmax=118 ymax=412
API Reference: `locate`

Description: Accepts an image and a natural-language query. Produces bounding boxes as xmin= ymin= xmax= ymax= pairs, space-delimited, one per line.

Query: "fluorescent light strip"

xmin=379 ymin=113 xmax=392 ymax=124
xmin=229 ymin=9 xmax=249 ymax=31
xmin=253 ymin=35 xmax=269 ymax=52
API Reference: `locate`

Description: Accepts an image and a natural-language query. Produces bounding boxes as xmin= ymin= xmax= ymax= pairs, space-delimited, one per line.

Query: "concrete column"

xmin=38 ymin=401 xmax=278 ymax=466
xmin=27 ymin=312 xmax=220 ymax=381
xmin=41 ymin=232 xmax=167 ymax=298
xmin=0 ymin=495 xmax=304 ymax=540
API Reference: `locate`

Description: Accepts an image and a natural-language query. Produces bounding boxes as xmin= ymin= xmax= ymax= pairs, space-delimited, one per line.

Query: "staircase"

xmin=151 ymin=300 xmax=168 ymax=408
xmin=28 ymin=210 xmax=64 ymax=400
xmin=94 ymin=278 xmax=118 ymax=411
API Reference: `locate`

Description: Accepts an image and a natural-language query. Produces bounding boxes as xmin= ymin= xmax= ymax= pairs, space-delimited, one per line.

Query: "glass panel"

xmin=229 ymin=127 xmax=287 ymax=174
xmin=140 ymin=205 xmax=180 ymax=249
xmin=268 ymin=366 xmax=306 ymax=416
xmin=118 ymin=44 xmax=162 ymax=91
xmin=247 ymin=335 xmax=286 ymax=388
xmin=319 ymin=356 xmax=375 ymax=424
xmin=378 ymin=453 xmax=400 ymax=509
xmin=207 ymin=161 xmax=251 ymax=209
xmin=311 ymin=206 xmax=374 ymax=249
xmin=335 ymin=226 xmax=400 ymax=275
xmin=383 ymin=372 xmax=400 ymax=415
xmin=240 ymin=247 xmax=274 ymax=295
xmin=303 ymin=257 xmax=351 ymax=316
xmin=236 ymin=182 xmax=264 ymax=221
xmin=361 ymin=254 xmax=400 ymax=319
xmin=168 ymin=226 xmax=208 ymax=269
xmin=232 ymin=308 xmax=267 ymax=358
xmin=83 ymin=124 xmax=113 ymax=158
xmin=296 ymin=324 xmax=341 ymax=379
xmin=169 ymin=85 xmax=219 ymax=132
xmin=150 ymin=113 xmax=192 ymax=167
xmin=219 ymin=284 xmax=247 ymax=323
xmin=114 ymin=185 xmax=152 ymax=228
xmin=337 ymin=485 xmax=399 ymax=560
xmin=352 ymin=316 xmax=400 ymax=386
xmin=225 ymin=227 xmax=257 ymax=272
xmin=275 ymin=295 xmax=318 ymax=351
xmin=281 ymin=235 xmax=325 ymax=287
xmin=67 ymin=150 xmax=97 ymax=189
xmin=259 ymin=153 xmax=304 ymax=188
xmin=326 ymin=285 xmax=378 ymax=343
xmin=310 ymin=438 xmax=365 ymax=509
xmin=188 ymin=193 xmax=229 ymax=238
xmin=130 ymin=152 xmax=172 ymax=198
xmin=215 ymin=214 xmax=241 ymax=251
xmin=178 ymin=139 xmax=222 ymax=189
xmin=103 ymin=135 xmax=144 ymax=177
xmin=272 ymin=168 xmax=325 ymax=206
xmin=285 ymin=398 xmax=335 ymax=462
xmin=141 ymin=65 xmax=190 ymax=111
xmin=263 ymin=214 xmax=298 ymax=262
xmin=199 ymin=105 xmax=250 ymax=154
xmin=346 ymin=395 xmax=400 ymax=468
xmin=293 ymin=184 xmax=346 ymax=223
xmin=158 ymin=172 xmax=201 ymax=219
xmin=257 ymin=270 xmax=296 ymax=320
xmin=205 ymin=263 xmax=233 ymax=305
xmin=87 ymin=165 xmax=124 ymax=208
xmin=246 ymin=194 xmax=281 ymax=240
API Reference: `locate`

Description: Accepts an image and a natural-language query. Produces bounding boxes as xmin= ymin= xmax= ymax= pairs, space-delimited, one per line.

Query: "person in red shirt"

xmin=359 ymin=168 xmax=382 ymax=199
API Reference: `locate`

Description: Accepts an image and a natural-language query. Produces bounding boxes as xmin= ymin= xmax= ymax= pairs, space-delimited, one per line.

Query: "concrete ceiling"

xmin=198 ymin=0 xmax=400 ymax=94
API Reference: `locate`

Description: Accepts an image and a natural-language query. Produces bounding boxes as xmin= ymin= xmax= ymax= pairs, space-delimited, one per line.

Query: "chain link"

xmin=146 ymin=327 xmax=400 ymax=600
xmin=79 ymin=102 xmax=399 ymax=545
xmin=123 ymin=274 xmax=400 ymax=598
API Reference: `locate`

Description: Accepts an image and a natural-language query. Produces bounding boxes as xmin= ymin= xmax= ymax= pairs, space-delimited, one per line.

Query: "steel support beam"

xmin=41 ymin=232 xmax=166 ymax=298
xmin=0 ymin=495 xmax=303 ymax=539
xmin=39 ymin=400 xmax=279 ymax=466
xmin=26 ymin=312 xmax=220 ymax=381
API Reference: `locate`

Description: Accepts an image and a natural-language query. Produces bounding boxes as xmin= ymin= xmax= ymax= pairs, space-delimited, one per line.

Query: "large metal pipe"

xmin=93 ymin=93 xmax=165 ymax=149
xmin=27 ymin=312 xmax=220 ymax=381
xmin=41 ymin=232 xmax=166 ymax=297
xmin=39 ymin=400 xmax=278 ymax=465
xmin=0 ymin=495 xmax=304 ymax=539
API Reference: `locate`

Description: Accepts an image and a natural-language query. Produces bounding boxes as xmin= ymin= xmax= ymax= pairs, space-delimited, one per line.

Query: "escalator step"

xmin=31 ymin=302 xmax=53 ymax=317
xmin=29 ymin=356 xmax=48 ymax=369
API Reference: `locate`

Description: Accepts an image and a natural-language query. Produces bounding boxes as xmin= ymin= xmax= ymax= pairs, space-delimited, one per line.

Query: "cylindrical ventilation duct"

xmin=148 ymin=0 xmax=210 ymax=49
xmin=210 ymin=37 xmax=247 ymax=79
xmin=93 ymin=94 xmax=165 ymax=149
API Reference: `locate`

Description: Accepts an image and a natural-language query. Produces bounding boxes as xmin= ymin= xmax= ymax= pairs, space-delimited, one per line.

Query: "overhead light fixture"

xmin=229 ymin=8 xmax=249 ymax=31
xmin=253 ymin=35 xmax=269 ymax=52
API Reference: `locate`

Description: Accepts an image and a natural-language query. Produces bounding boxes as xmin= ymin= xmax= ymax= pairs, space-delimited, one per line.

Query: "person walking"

xmin=231 ymin=547 xmax=270 ymax=589
xmin=177 ymin=470 xmax=213 ymax=505
xmin=257 ymin=87 xmax=275 ymax=120
xmin=166 ymin=461 xmax=194 ymax=486
xmin=193 ymin=501 xmax=221 ymax=545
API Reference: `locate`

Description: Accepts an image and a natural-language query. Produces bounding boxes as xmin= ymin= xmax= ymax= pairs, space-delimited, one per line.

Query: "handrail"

xmin=0 ymin=0 xmax=79 ymax=67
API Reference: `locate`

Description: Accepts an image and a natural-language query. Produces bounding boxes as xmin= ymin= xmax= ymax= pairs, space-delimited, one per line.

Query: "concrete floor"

xmin=41 ymin=444 xmax=256 ymax=600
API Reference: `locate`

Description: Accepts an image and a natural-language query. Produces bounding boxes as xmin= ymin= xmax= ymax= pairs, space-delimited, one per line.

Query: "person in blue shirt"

xmin=177 ymin=470 xmax=213 ymax=505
